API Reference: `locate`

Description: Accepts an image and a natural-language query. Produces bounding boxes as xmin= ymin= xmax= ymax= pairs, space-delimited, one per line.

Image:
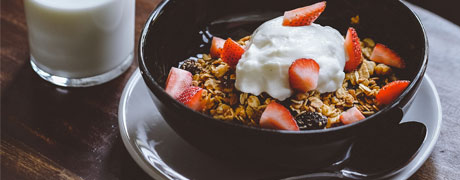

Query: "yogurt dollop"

xmin=235 ymin=17 xmax=346 ymax=100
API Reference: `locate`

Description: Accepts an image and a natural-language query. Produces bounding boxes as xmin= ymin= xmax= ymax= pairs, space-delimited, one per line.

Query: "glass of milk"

xmin=24 ymin=0 xmax=135 ymax=87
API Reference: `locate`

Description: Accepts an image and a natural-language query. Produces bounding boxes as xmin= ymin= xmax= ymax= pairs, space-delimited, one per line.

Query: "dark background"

xmin=407 ymin=0 xmax=460 ymax=26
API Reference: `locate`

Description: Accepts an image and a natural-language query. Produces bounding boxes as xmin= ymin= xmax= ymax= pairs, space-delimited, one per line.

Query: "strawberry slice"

xmin=210 ymin=36 xmax=225 ymax=58
xmin=282 ymin=1 xmax=326 ymax=26
xmin=370 ymin=43 xmax=406 ymax=69
xmin=344 ymin=27 xmax=363 ymax=72
xmin=165 ymin=67 xmax=192 ymax=99
xmin=376 ymin=80 xmax=410 ymax=105
xmin=177 ymin=86 xmax=206 ymax=111
xmin=289 ymin=58 xmax=320 ymax=92
xmin=260 ymin=102 xmax=300 ymax=131
xmin=221 ymin=38 xmax=245 ymax=68
xmin=340 ymin=107 xmax=365 ymax=125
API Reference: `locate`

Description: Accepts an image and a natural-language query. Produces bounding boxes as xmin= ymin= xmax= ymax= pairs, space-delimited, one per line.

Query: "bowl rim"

xmin=138 ymin=0 xmax=429 ymax=135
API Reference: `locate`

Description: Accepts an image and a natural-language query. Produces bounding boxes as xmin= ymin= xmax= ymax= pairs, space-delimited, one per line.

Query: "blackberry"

xmin=180 ymin=59 xmax=200 ymax=74
xmin=295 ymin=111 xmax=327 ymax=130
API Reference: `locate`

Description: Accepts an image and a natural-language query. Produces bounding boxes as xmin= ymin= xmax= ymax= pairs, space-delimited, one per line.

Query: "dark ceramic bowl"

xmin=138 ymin=0 xmax=427 ymax=169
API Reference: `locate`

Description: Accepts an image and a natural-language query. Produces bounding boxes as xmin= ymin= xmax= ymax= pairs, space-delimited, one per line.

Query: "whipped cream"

xmin=235 ymin=17 xmax=346 ymax=100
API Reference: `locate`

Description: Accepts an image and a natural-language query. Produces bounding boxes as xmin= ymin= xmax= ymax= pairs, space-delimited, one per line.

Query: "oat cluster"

xmin=180 ymin=36 xmax=398 ymax=129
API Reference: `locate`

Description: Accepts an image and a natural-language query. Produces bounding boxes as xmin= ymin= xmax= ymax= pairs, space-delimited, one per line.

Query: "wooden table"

xmin=1 ymin=1 xmax=459 ymax=179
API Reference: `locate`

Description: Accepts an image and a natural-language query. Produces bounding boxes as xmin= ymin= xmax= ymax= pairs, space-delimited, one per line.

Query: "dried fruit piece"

xmin=289 ymin=58 xmax=320 ymax=92
xmin=340 ymin=107 xmax=365 ymax=125
xmin=180 ymin=59 xmax=200 ymax=74
xmin=165 ymin=67 xmax=192 ymax=99
xmin=221 ymin=38 xmax=245 ymax=68
xmin=295 ymin=111 xmax=327 ymax=130
xmin=210 ymin=36 xmax=225 ymax=58
xmin=177 ymin=86 xmax=206 ymax=111
xmin=282 ymin=1 xmax=326 ymax=26
xmin=260 ymin=102 xmax=299 ymax=131
xmin=370 ymin=43 xmax=406 ymax=69
xmin=376 ymin=80 xmax=410 ymax=105
xmin=344 ymin=27 xmax=363 ymax=72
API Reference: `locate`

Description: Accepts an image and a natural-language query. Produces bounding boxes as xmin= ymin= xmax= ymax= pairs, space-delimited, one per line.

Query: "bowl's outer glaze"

xmin=139 ymin=0 xmax=427 ymax=169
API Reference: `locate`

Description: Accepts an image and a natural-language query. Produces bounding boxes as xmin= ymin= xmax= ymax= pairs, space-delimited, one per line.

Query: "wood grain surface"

xmin=1 ymin=0 xmax=160 ymax=179
xmin=1 ymin=0 xmax=459 ymax=180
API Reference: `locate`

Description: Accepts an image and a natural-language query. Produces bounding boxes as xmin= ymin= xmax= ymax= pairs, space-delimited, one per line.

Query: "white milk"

xmin=24 ymin=0 xmax=135 ymax=85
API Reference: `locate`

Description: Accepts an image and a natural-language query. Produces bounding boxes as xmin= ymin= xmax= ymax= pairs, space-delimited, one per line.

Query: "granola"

xmin=179 ymin=36 xmax=400 ymax=129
